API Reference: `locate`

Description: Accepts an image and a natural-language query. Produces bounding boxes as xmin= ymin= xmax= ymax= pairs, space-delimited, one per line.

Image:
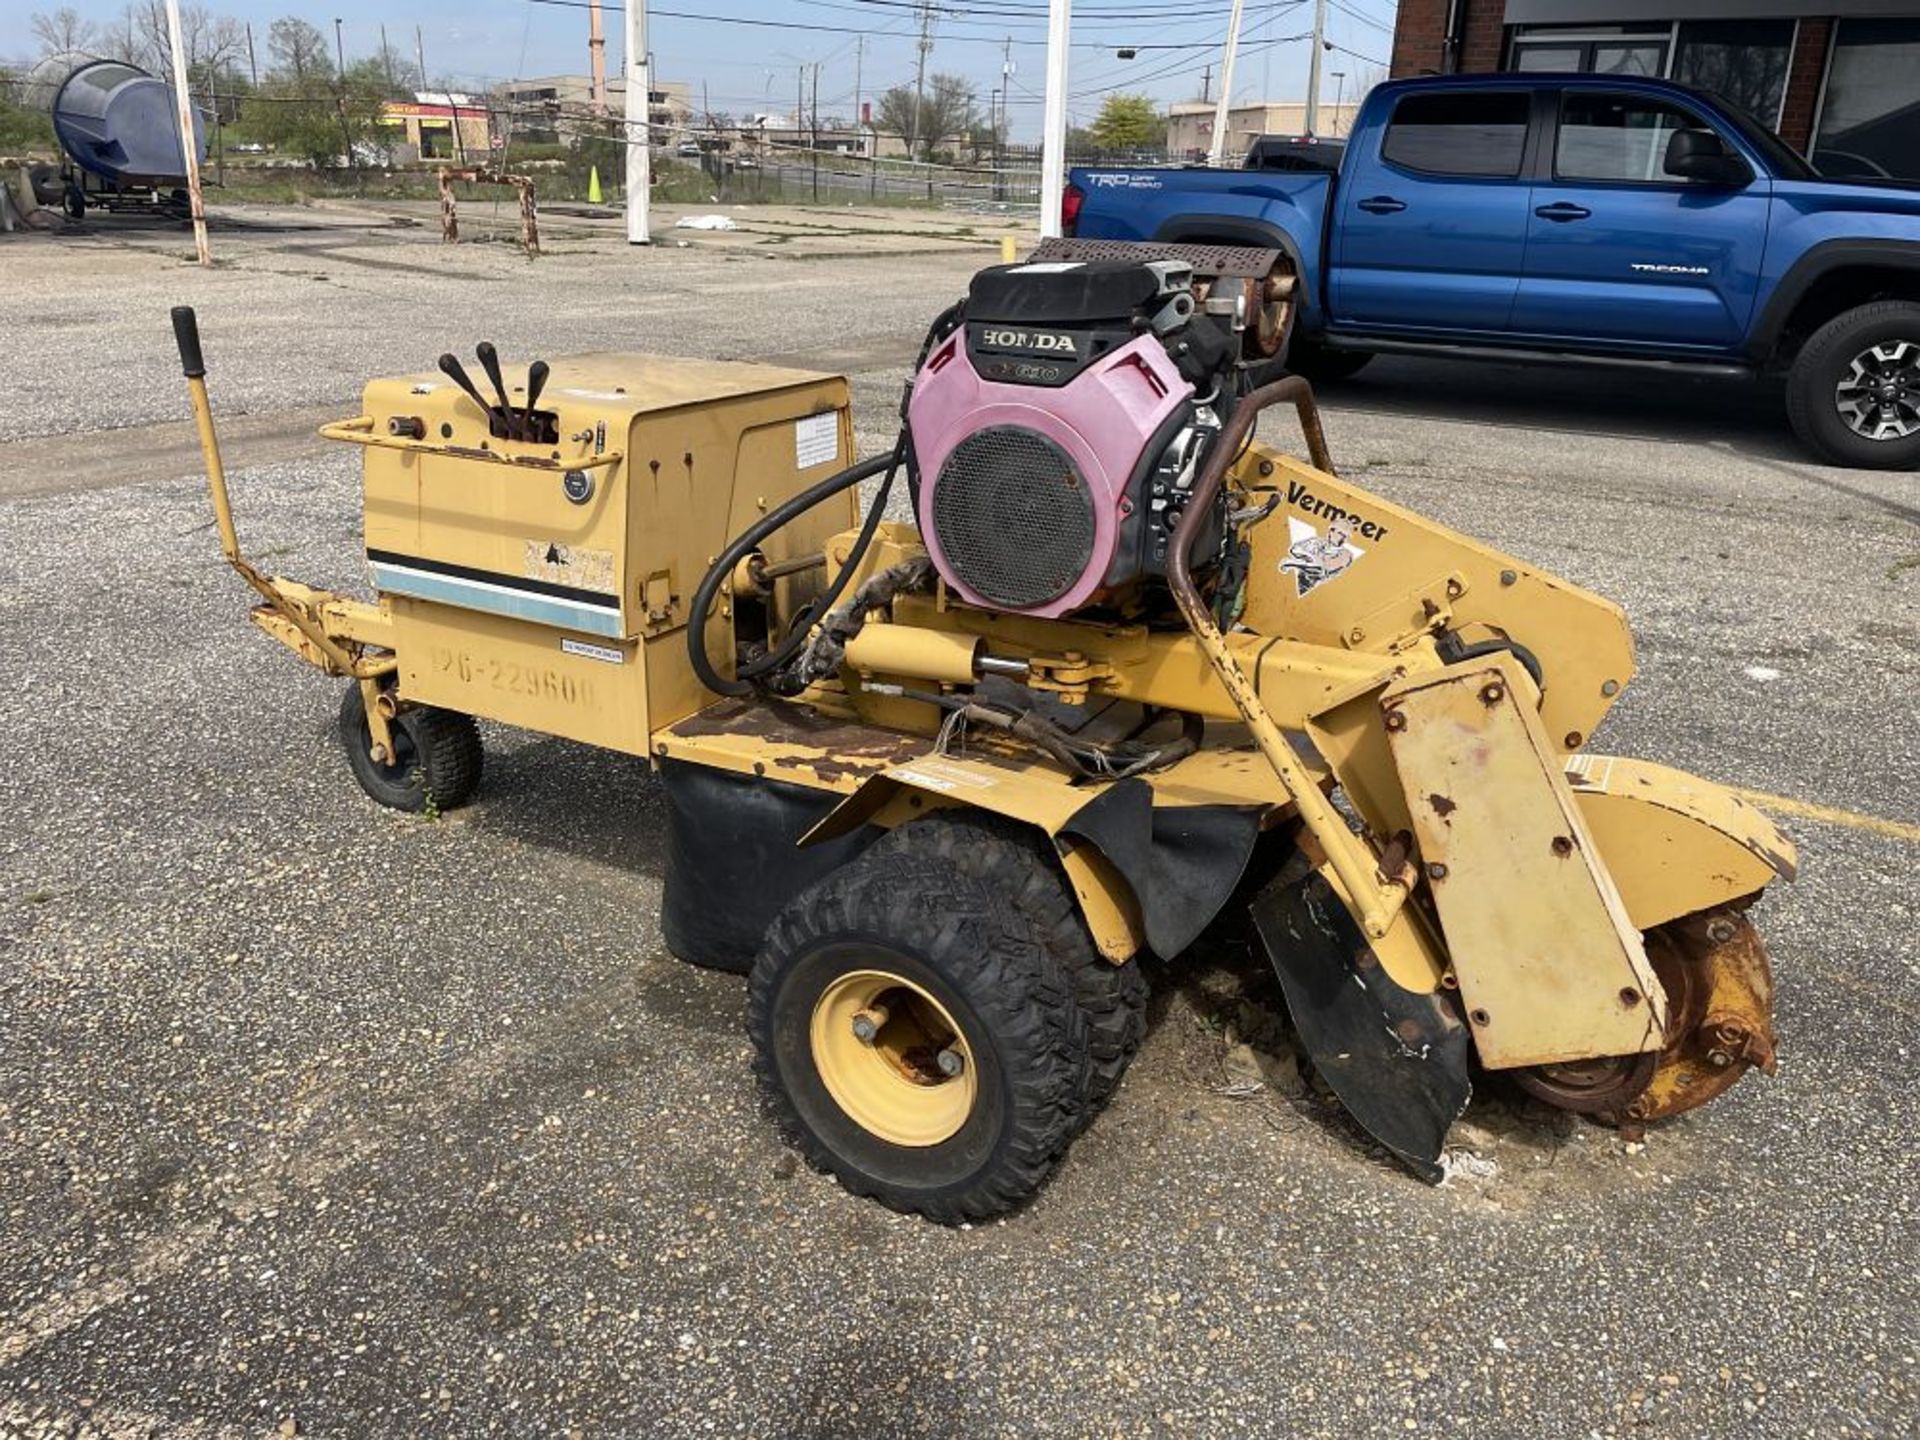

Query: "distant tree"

xmin=875 ymin=71 xmax=974 ymax=161
xmin=0 ymin=64 xmax=59 ymax=149
xmin=30 ymin=8 xmax=98 ymax=56
xmin=1089 ymin=93 xmax=1164 ymax=152
xmin=923 ymin=72 xmax=973 ymax=159
xmin=245 ymin=20 xmax=402 ymax=168
xmin=266 ymin=16 xmax=332 ymax=81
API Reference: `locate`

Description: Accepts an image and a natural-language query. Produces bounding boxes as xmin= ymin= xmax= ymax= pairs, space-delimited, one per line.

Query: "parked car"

xmin=1067 ymin=73 xmax=1920 ymax=469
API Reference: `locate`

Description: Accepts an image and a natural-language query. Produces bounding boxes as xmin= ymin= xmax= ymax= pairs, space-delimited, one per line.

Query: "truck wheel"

xmin=338 ymin=684 xmax=484 ymax=813
xmin=1786 ymin=301 xmax=1920 ymax=469
xmin=869 ymin=811 xmax=1147 ymax=1117
xmin=1285 ymin=338 xmax=1373 ymax=383
xmin=747 ymin=849 xmax=1091 ymax=1222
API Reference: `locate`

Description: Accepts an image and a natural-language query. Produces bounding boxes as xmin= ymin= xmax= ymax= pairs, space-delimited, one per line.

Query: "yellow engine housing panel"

xmin=356 ymin=353 xmax=856 ymax=741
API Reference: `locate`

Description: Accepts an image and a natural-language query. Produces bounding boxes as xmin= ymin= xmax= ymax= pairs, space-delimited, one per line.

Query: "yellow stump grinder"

xmin=173 ymin=240 xmax=1794 ymax=1222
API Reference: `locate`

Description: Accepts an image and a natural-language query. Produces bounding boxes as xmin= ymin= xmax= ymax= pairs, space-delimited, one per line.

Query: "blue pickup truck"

xmin=1066 ymin=73 xmax=1920 ymax=469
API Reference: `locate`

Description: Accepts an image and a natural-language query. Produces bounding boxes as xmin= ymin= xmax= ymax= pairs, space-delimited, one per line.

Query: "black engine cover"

xmin=965 ymin=259 xmax=1168 ymax=325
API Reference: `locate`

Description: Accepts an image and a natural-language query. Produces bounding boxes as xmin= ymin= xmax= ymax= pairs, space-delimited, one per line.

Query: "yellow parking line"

xmin=1729 ymin=786 xmax=1920 ymax=845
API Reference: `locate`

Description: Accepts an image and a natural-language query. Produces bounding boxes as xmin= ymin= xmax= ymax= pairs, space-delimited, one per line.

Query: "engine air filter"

xmin=930 ymin=425 xmax=1095 ymax=610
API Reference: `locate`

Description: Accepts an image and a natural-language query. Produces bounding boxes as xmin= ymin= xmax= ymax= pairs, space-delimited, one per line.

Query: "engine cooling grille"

xmin=931 ymin=425 xmax=1095 ymax=610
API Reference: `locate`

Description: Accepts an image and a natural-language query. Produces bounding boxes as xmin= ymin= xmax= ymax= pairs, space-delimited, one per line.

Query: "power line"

xmin=521 ymin=0 xmax=1284 ymax=51
xmin=1327 ymin=0 xmax=1392 ymax=34
xmin=1326 ymin=38 xmax=1386 ymax=65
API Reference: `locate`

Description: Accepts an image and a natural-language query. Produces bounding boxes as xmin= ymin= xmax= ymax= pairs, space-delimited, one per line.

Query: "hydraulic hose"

xmin=687 ymin=445 xmax=900 ymax=699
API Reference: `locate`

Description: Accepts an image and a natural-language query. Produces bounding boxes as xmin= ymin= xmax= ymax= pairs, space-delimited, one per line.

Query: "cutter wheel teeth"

xmin=1513 ymin=905 xmax=1779 ymax=1128
xmin=1621 ymin=906 xmax=1778 ymax=1125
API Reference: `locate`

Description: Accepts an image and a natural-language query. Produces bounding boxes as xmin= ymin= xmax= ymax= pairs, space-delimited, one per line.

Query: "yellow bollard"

xmin=588 ymin=165 xmax=603 ymax=204
xmin=1000 ymin=234 xmax=1017 ymax=263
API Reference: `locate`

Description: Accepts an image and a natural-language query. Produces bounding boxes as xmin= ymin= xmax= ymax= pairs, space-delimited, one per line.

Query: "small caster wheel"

xmin=338 ymin=683 xmax=483 ymax=812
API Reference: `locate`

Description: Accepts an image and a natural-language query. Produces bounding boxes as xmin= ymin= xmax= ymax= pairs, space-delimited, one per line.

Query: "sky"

xmin=6 ymin=0 xmax=1396 ymax=140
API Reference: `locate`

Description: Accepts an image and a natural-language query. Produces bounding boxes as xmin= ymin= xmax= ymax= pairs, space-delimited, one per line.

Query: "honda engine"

xmin=906 ymin=256 xmax=1249 ymax=618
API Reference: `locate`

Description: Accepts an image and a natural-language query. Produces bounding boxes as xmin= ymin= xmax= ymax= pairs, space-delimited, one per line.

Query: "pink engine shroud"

xmin=907 ymin=329 xmax=1194 ymax=618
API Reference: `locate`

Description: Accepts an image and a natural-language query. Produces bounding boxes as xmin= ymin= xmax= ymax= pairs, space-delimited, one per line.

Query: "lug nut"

xmin=935 ymin=1047 xmax=966 ymax=1078
xmin=851 ymin=1002 xmax=890 ymax=1045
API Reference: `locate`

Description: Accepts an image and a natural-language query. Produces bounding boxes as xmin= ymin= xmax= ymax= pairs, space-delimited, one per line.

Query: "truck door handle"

xmin=1534 ymin=202 xmax=1592 ymax=222
xmin=1357 ymin=195 xmax=1407 ymax=214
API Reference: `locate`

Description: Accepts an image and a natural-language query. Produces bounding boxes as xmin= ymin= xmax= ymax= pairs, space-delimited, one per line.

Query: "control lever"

xmin=474 ymin=341 xmax=518 ymax=439
xmin=437 ymin=352 xmax=500 ymax=429
xmin=522 ymin=359 xmax=550 ymax=441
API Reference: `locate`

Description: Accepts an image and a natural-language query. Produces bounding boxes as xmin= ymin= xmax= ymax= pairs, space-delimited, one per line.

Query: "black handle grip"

xmin=172 ymin=305 xmax=205 ymax=378
xmin=437 ymin=352 xmax=495 ymax=419
xmin=522 ymin=359 xmax=550 ymax=427
xmin=474 ymin=342 xmax=517 ymax=439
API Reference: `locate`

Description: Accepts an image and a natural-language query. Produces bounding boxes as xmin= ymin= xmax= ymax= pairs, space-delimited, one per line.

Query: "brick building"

xmin=1389 ymin=3 xmax=1920 ymax=180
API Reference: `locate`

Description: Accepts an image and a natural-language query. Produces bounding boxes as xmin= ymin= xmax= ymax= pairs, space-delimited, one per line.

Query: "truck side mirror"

xmin=1664 ymin=127 xmax=1750 ymax=186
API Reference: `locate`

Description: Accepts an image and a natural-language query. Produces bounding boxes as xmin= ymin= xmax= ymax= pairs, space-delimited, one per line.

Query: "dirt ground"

xmin=0 ymin=200 xmax=1915 ymax=1439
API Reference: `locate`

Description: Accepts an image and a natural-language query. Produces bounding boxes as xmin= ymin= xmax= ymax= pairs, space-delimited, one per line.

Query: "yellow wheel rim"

xmin=808 ymin=968 xmax=978 ymax=1147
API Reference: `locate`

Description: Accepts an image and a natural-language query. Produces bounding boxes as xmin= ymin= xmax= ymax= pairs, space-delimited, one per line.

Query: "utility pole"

xmin=625 ymin=0 xmax=650 ymax=243
xmin=245 ymin=21 xmax=257 ymax=88
xmin=810 ymin=62 xmax=820 ymax=202
xmin=333 ymin=18 xmax=355 ymax=171
xmin=909 ymin=0 xmax=933 ymax=164
xmin=1330 ymin=69 xmax=1346 ymax=136
xmin=1305 ymin=0 xmax=1327 ymax=136
xmin=414 ymin=26 xmax=426 ymax=91
xmin=1038 ymin=0 xmax=1069 ymax=238
xmin=380 ymin=24 xmax=394 ymax=88
xmin=853 ymin=35 xmax=863 ymax=157
xmin=1200 ymin=63 xmax=1210 ymax=105
xmin=588 ymin=0 xmax=606 ymax=110
xmin=163 ymin=0 xmax=209 ymax=265
xmin=995 ymin=36 xmax=1012 ymax=200
xmin=1207 ymin=0 xmax=1245 ymax=166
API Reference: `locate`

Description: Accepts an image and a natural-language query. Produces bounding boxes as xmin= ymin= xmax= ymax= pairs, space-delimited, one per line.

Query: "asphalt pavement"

xmin=0 ymin=205 xmax=1915 ymax=1439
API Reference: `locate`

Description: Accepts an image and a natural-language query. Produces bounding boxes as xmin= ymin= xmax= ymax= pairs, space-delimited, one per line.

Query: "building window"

xmin=1510 ymin=24 xmax=1668 ymax=78
xmin=1509 ymin=20 xmax=1793 ymax=132
xmin=1381 ymin=91 xmax=1531 ymax=178
xmin=1556 ymin=92 xmax=1709 ymax=184
xmin=1671 ymin=20 xmax=1794 ymax=129
xmin=1815 ymin=19 xmax=1920 ymax=181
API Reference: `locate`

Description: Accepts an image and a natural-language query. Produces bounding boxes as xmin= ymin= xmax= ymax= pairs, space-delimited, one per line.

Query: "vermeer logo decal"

xmin=1280 ymin=481 xmax=1385 ymax=596
xmin=1282 ymin=516 xmax=1364 ymax=595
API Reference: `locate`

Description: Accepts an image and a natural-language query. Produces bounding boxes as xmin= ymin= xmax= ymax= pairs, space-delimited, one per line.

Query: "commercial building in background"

xmin=1389 ymin=3 xmax=1920 ymax=180
xmin=1165 ymin=100 xmax=1363 ymax=159
xmin=493 ymin=74 xmax=692 ymax=146
xmin=379 ymin=94 xmax=493 ymax=161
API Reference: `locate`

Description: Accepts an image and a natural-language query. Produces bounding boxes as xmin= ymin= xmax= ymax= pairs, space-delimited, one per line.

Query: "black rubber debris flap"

xmin=1251 ymin=870 xmax=1472 ymax=1183
xmin=659 ymin=758 xmax=877 ymax=974
xmin=1059 ymin=777 xmax=1264 ymax=961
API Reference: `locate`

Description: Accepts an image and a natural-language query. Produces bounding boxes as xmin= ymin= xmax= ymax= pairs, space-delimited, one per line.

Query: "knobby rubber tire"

xmin=338 ymin=684 xmax=484 ymax=813
xmin=1786 ymin=300 xmax=1920 ymax=470
xmin=746 ymin=849 xmax=1091 ymax=1223
xmin=868 ymin=810 xmax=1147 ymax=1117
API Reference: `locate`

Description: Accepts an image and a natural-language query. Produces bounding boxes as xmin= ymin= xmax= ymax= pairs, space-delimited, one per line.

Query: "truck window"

xmin=1556 ymin=92 xmax=1713 ymax=183
xmin=1380 ymin=92 xmax=1531 ymax=178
